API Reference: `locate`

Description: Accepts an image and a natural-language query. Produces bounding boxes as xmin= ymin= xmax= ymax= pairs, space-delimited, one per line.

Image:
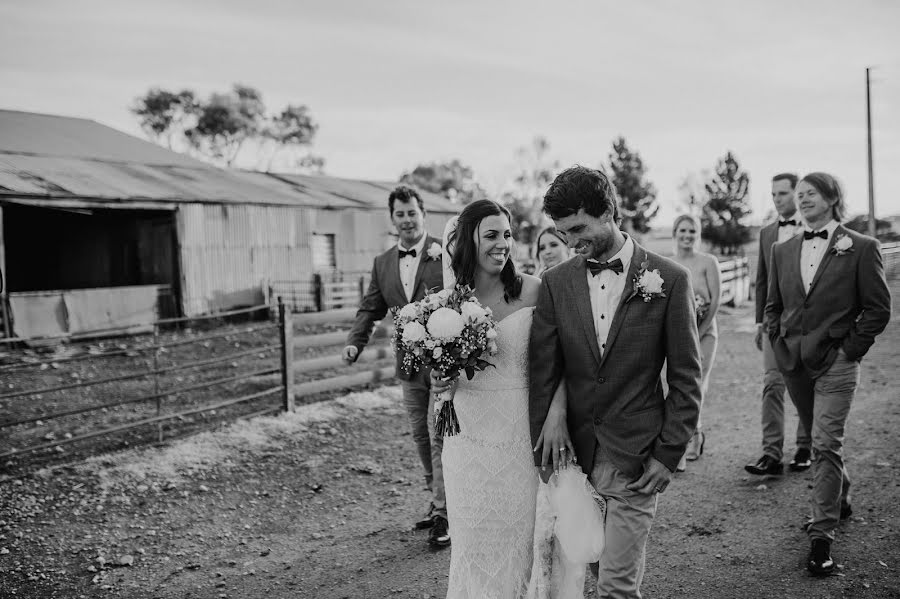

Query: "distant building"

xmin=0 ymin=110 xmax=456 ymax=339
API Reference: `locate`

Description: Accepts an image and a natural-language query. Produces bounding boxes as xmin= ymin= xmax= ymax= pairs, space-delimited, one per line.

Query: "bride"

xmin=434 ymin=200 xmax=595 ymax=598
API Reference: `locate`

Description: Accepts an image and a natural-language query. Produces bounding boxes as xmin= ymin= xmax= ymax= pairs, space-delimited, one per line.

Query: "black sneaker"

xmin=807 ymin=539 xmax=835 ymax=576
xmin=429 ymin=515 xmax=450 ymax=548
xmin=744 ymin=455 xmax=783 ymax=476
xmin=789 ymin=448 xmax=812 ymax=472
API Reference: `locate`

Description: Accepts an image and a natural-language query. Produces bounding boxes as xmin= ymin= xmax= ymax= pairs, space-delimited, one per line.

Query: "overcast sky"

xmin=2 ymin=0 xmax=899 ymax=224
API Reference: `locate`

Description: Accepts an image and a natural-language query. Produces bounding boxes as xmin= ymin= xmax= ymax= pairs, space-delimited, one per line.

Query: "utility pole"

xmin=866 ymin=67 xmax=876 ymax=238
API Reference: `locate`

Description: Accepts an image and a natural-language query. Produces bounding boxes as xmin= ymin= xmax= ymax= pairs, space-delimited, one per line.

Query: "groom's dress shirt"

xmin=398 ymin=235 xmax=427 ymax=302
xmin=586 ymin=237 xmax=634 ymax=357
xmin=800 ymin=219 xmax=839 ymax=293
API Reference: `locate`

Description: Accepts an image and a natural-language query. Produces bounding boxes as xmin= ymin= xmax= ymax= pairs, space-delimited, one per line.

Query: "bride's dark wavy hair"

xmin=449 ymin=200 xmax=523 ymax=302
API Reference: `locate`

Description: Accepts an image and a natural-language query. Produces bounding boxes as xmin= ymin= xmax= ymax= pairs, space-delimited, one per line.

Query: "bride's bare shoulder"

xmin=518 ymin=274 xmax=541 ymax=307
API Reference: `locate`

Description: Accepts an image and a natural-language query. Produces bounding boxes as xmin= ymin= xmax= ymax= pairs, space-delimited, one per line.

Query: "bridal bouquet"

xmin=391 ymin=285 xmax=499 ymax=436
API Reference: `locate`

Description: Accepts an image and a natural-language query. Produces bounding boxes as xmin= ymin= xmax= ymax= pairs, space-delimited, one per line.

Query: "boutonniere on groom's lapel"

xmin=831 ymin=234 xmax=854 ymax=256
xmin=630 ymin=256 xmax=666 ymax=303
xmin=426 ymin=242 xmax=443 ymax=261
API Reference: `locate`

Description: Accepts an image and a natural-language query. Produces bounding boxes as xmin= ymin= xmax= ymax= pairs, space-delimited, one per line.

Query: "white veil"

xmin=441 ymin=215 xmax=459 ymax=291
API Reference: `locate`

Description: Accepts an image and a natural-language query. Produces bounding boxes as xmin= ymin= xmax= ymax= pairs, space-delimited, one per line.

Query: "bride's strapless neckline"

xmin=495 ymin=306 xmax=533 ymax=327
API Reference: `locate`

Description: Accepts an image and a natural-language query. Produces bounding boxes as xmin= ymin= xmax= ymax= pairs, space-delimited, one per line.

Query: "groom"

xmin=530 ymin=166 xmax=702 ymax=598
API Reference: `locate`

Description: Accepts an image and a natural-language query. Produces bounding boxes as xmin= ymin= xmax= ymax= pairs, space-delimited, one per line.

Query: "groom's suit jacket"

xmin=765 ymin=225 xmax=891 ymax=379
xmin=346 ymin=234 xmax=444 ymax=380
xmin=529 ymin=241 xmax=703 ymax=479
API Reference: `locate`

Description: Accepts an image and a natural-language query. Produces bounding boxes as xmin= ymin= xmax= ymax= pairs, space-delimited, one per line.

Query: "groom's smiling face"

xmin=553 ymin=208 xmax=617 ymax=261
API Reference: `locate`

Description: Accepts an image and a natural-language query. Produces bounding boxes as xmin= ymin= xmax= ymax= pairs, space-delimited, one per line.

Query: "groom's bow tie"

xmin=778 ymin=219 xmax=797 ymax=227
xmin=398 ymin=248 xmax=417 ymax=258
xmin=587 ymin=258 xmax=624 ymax=276
xmin=803 ymin=230 xmax=828 ymax=241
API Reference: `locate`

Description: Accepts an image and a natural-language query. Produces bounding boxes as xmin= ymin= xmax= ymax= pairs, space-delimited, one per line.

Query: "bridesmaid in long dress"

xmin=671 ymin=214 xmax=720 ymax=472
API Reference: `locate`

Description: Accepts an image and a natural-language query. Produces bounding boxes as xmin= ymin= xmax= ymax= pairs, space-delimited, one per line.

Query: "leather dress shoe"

xmin=429 ymin=515 xmax=451 ymax=548
xmin=807 ymin=539 xmax=835 ymax=576
xmin=744 ymin=455 xmax=783 ymax=476
xmin=415 ymin=513 xmax=435 ymax=530
xmin=789 ymin=448 xmax=812 ymax=472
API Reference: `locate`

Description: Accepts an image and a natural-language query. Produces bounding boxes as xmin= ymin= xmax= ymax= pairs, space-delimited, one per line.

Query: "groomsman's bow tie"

xmin=778 ymin=219 xmax=797 ymax=227
xmin=587 ymin=258 xmax=624 ymax=276
xmin=803 ymin=230 xmax=828 ymax=241
xmin=398 ymin=248 xmax=417 ymax=258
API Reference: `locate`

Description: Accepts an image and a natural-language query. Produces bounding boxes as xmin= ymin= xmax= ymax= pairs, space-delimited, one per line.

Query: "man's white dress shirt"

xmin=800 ymin=219 xmax=839 ymax=294
xmin=398 ymin=235 xmax=427 ymax=302
xmin=776 ymin=217 xmax=802 ymax=244
xmin=586 ymin=237 xmax=634 ymax=357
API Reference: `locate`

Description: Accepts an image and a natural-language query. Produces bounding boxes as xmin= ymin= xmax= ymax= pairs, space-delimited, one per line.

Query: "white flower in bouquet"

xmin=460 ymin=300 xmax=488 ymax=323
xmin=639 ymin=269 xmax=664 ymax=294
xmin=427 ymin=307 xmax=465 ymax=341
xmin=433 ymin=346 xmax=443 ymax=358
xmin=402 ymin=321 xmax=428 ymax=343
xmin=397 ymin=303 xmax=419 ymax=321
xmin=436 ymin=288 xmax=453 ymax=301
xmin=486 ymin=328 xmax=498 ymax=340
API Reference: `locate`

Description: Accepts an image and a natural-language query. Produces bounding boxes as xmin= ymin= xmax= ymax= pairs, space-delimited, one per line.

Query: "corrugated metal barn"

xmin=0 ymin=110 xmax=456 ymax=339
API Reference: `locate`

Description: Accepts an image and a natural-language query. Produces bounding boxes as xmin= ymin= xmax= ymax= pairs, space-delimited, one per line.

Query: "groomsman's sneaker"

xmin=744 ymin=455 xmax=783 ymax=476
xmin=789 ymin=448 xmax=812 ymax=472
xmin=807 ymin=539 xmax=835 ymax=576
xmin=429 ymin=516 xmax=451 ymax=548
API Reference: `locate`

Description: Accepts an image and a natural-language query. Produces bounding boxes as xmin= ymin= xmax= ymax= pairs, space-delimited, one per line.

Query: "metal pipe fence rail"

xmin=0 ymin=304 xmax=287 ymax=463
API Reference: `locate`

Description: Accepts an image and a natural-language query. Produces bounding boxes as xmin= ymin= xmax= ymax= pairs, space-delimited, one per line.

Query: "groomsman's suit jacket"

xmin=756 ymin=221 xmax=789 ymax=325
xmin=529 ymin=242 xmax=703 ymax=479
xmin=765 ymin=225 xmax=891 ymax=379
xmin=346 ymin=235 xmax=444 ymax=380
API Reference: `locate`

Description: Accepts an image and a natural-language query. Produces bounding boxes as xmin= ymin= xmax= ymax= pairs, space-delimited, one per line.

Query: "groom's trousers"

xmin=590 ymin=446 xmax=657 ymax=599
xmin=401 ymin=370 xmax=446 ymax=519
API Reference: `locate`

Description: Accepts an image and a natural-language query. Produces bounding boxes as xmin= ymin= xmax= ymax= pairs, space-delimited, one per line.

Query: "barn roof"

xmin=0 ymin=110 xmax=458 ymax=213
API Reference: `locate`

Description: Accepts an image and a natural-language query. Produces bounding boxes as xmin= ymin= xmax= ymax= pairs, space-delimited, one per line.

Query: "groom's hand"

xmin=626 ymin=456 xmax=672 ymax=496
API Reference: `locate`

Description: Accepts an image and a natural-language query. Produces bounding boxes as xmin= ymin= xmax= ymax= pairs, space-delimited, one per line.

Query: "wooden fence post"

xmin=152 ymin=323 xmax=163 ymax=443
xmin=313 ymin=273 xmax=324 ymax=312
xmin=279 ymin=297 xmax=295 ymax=412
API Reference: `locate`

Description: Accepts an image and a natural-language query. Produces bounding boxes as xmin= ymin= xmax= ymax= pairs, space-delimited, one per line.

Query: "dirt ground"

xmin=2 ymin=280 xmax=899 ymax=599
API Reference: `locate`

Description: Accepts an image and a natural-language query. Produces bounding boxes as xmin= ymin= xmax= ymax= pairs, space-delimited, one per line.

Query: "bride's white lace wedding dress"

xmin=442 ymin=307 xmax=540 ymax=598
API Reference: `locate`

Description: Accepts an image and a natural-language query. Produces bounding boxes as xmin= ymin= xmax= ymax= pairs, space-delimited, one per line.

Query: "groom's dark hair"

xmin=543 ymin=165 xmax=620 ymax=223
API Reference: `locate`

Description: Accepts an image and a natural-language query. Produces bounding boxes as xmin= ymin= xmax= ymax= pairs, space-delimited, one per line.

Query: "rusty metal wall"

xmin=176 ymin=203 xmax=454 ymax=316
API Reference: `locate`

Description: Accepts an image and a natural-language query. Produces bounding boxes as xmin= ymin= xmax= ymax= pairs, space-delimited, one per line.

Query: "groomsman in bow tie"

xmin=745 ymin=173 xmax=812 ymax=476
xmin=766 ymin=172 xmax=891 ymax=576
xmin=342 ymin=186 xmax=450 ymax=547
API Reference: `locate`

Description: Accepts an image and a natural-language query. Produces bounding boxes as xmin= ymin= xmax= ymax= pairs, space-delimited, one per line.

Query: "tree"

xmin=131 ymin=84 xmax=321 ymax=171
xmin=262 ymin=104 xmax=319 ymax=171
xmin=700 ymin=151 xmax=753 ymax=255
xmin=185 ymin=84 xmax=266 ymax=166
xmin=131 ymin=88 xmax=198 ymax=149
xmin=677 ymin=170 xmax=710 ymax=218
xmin=400 ymin=159 xmax=486 ymax=205
xmin=499 ymin=136 xmax=561 ymax=246
xmin=607 ymin=136 xmax=658 ymax=236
